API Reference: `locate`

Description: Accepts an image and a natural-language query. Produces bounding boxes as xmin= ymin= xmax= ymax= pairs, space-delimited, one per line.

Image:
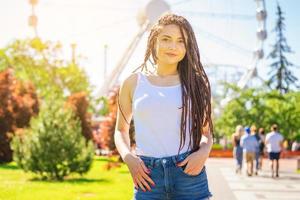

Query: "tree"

xmin=215 ymin=84 xmax=300 ymax=140
xmin=11 ymin=98 xmax=94 ymax=180
xmin=0 ymin=68 xmax=39 ymax=163
xmin=0 ymin=38 xmax=98 ymax=163
xmin=66 ymin=92 xmax=93 ymax=141
xmin=0 ymin=38 xmax=92 ymax=101
xmin=267 ymin=3 xmax=299 ymax=94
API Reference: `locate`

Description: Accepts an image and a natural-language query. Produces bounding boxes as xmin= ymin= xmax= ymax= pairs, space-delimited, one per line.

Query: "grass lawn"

xmin=0 ymin=156 xmax=133 ymax=200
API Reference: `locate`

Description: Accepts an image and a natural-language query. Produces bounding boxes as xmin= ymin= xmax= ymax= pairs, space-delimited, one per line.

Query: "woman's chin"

xmin=161 ymin=59 xmax=181 ymax=65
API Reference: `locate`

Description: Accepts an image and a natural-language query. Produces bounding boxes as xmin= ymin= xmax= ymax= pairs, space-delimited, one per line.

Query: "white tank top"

xmin=132 ymin=72 xmax=192 ymax=157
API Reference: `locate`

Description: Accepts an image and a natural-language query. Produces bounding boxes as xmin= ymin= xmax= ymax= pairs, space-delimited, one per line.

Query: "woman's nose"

xmin=167 ymin=42 xmax=177 ymax=50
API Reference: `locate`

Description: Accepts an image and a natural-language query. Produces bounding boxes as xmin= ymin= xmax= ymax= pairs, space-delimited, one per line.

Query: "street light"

xmin=28 ymin=0 xmax=39 ymax=38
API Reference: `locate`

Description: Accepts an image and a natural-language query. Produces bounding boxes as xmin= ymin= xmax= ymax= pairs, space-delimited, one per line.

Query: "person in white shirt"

xmin=265 ymin=124 xmax=284 ymax=178
xmin=291 ymin=140 xmax=300 ymax=151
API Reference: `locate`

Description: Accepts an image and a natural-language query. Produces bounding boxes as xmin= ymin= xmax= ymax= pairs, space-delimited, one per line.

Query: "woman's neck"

xmin=154 ymin=62 xmax=178 ymax=77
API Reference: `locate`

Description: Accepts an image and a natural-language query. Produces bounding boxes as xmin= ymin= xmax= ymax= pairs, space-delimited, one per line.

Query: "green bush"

xmin=11 ymin=98 xmax=94 ymax=180
xmin=212 ymin=143 xmax=223 ymax=150
xmin=215 ymin=84 xmax=300 ymax=140
xmin=226 ymin=143 xmax=233 ymax=150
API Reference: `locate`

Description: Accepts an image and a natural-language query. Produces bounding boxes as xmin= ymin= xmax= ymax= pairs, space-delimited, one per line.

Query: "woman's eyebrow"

xmin=161 ymin=34 xmax=184 ymax=39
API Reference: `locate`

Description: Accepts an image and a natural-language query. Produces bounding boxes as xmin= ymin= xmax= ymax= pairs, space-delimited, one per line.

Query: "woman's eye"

xmin=178 ymin=40 xmax=184 ymax=43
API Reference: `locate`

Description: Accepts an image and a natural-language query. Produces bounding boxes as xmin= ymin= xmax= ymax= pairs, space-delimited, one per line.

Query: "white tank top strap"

xmin=137 ymin=71 xmax=148 ymax=85
xmin=135 ymin=71 xmax=141 ymax=86
xmin=134 ymin=71 xmax=147 ymax=92
xmin=135 ymin=71 xmax=155 ymax=90
xmin=132 ymin=71 xmax=146 ymax=102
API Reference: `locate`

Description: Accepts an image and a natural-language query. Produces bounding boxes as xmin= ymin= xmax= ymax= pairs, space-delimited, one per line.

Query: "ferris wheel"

xmin=174 ymin=0 xmax=267 ymax=85
xmin=99 ymin=0 xmax=267 ymax=103
xmin=25 ymin=0 xmax=267 ymax=102
xmin=171 ymin=0 xmax=268 ymax=108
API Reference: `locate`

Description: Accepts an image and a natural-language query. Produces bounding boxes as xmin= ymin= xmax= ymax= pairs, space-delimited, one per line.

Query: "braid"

xmin=120 ymin=13 xmax=213 ymax=156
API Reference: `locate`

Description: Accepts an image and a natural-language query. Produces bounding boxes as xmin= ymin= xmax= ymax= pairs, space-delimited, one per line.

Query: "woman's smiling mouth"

xmin=165 ymin=52 xmax=178 ymax=57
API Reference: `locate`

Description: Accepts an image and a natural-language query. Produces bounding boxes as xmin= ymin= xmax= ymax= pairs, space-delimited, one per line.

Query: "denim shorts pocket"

xmin=178 ymin=164 xmax=206 ymax=177
xmin=139 ymin=158 xmax=153 ymax=170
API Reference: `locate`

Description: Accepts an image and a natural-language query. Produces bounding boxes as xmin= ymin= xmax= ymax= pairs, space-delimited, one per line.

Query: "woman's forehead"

xmin=158 ymin=24 xmax=187 ymax=39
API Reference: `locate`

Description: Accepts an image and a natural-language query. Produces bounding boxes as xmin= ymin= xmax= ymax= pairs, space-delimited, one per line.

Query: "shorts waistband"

xmin=137 ymin=150 xmax=195 ymax=167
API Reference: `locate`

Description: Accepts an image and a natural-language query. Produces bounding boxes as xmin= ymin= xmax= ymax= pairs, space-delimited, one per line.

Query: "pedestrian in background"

xmin=265 ymin=124 xmax=284 ymax=178
xmin=251 ymin=125 xmax=261 ymax=175
xmin=291 ymin=138 xmax=300 ymax=151
xmin=241 ymin=127 xmax=259 ymax=176
xmin=231 ymin=125 xmax=244 ymax=174
xmin=258 ymin=128 xmax=266 ymax=170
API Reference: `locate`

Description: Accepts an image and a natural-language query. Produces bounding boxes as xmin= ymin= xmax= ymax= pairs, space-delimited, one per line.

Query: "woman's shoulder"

xmin=120 ymin=72 xmax=140 ymax=99
xmin=122 ymin=72 xmax=139 ymax=88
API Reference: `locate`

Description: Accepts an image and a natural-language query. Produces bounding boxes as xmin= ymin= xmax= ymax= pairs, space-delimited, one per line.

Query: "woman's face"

xmin=155 ymin=24 xmax=187 ymax=65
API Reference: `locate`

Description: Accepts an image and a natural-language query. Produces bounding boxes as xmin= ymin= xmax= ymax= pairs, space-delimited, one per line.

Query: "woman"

xmin=258 ymin=128 xmax=265 ymax=170
xmin=114 ymin=13 xmax=213 ymax=200
xmin=231 ymin=125 xmax=244 ymax=174
xmin=251 ymin=125 xmax=261 ymax=175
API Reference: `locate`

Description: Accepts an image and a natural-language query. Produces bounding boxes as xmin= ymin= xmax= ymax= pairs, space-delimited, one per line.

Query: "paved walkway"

xmin=205 ymin=158 xmax=300 ymax=200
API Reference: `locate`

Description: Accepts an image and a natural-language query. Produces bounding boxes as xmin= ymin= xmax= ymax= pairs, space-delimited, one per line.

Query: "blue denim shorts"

xmin=133 ymin=150 xmax=212 ymax=200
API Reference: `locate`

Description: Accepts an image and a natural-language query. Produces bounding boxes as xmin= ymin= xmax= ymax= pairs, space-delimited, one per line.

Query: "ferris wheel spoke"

xmin=62 ymin=17 xmax=136 ymax=39
xmin=194 ymin=26 xmax=252 ymax=56
xmin=171 ymin=0 xmax=198 ymax=6
xmin=177 ymin=11 xmax=254 ymax=20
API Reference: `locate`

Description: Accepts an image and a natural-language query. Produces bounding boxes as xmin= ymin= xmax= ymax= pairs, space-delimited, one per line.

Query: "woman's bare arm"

xmin=198 ymin=123 xmax=213 ymax=155
xmin=114 ymin=73 xmax=136 ymax=162
xmin=231 ymin=134 xmax=236 ymax=147
xmin=114 ymin=73 xmax=155 ymax=191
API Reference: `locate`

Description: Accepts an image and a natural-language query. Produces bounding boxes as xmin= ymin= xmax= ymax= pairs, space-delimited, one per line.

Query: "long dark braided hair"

xmin=118 ymin=13 xmax=213 ymax=156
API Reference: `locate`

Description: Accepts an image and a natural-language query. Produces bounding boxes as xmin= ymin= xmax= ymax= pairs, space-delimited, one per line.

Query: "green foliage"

xmin=11 ymin=98 xmax=94 ymax=180
xmin=0 ymin=38 xmax=92 ymax=101
xmin=211 ymin=143 xmax=223 ymax=150
xmin=0 ymin=156 xmax=134 ymax=200
xmin=0 ymin=68 xmax=39 ymax=163
xmin=90 ymin=96 xmax=110 ymax=116
xmin=66 ymin=92 xmax=93 ymax=141
xmin=215 ymin=84 xmax=300 ymax=140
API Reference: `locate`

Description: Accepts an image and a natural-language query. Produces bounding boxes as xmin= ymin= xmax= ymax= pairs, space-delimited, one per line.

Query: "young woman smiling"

xmin=114 ymin=13 xmax=213 ymax=200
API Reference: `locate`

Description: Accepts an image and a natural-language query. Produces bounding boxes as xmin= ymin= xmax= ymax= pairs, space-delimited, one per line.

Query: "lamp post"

xmin=71 ymin=43 xmax=77 ymax=64
xmin=28 ymin=0 xmax=39 ymax=38
xmin=103 ymin=44 xmax=108 ymax=80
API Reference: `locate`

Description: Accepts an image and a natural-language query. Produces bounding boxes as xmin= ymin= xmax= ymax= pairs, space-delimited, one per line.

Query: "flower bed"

xmin=209 ymin=150 xmax=300 ymax=158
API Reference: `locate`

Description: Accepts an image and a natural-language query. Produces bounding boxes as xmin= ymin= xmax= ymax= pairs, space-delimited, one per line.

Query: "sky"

xmin=0 ymin=0 xmax=299 ymax=97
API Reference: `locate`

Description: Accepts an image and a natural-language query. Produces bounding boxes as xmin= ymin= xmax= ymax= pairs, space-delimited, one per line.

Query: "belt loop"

xmin=172 ymin=156 xmax=176 ymax=165
xmin=150 ymin=158 xmax=155 ymax=168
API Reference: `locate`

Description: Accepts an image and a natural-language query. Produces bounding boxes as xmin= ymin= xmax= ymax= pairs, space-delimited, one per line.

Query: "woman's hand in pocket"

xmin=124 ymin=153 xmax=155 ymax=192
xmin=176 ymin=150 xmax=208 ymax=176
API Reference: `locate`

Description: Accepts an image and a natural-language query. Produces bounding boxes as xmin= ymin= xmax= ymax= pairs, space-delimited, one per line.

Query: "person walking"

xmin=241 ymin=127 xmax=259 ymax=176
xmin=291 ymin=138 xmax=300 ymax=151
xmin=231 ymin=125 xmax=244 ymax=174
xmin=257 ymin=128 xmax=266 ymax=170
xmin=114 ymin=13 xmax=213 ymax=200
xmin=251 ymin=125 xmax=261 ymax=175
xmin=265 ymin=124 xmax=284 ymax=178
